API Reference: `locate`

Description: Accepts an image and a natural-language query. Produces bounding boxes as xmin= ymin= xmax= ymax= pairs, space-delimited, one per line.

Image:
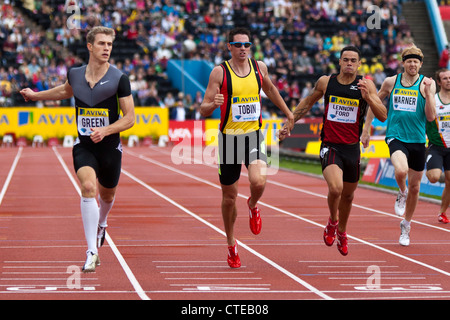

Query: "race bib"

xmin=439 ymin=115 xmax=450 ymax=132
xmin=231 ymin=95 xmax=261 ymax=122
xmin=392 ymin=88 xmax=418 ymax=112
xmin=77 ymin=107 xmax=109 ymax=136
xmin=327 ymin=95 xmax=359 ymax=123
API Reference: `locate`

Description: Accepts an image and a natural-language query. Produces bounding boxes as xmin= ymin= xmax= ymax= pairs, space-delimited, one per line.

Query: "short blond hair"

xmin=86 ymin=26 xmax=115 ymax=45
xmin=401 ymin=44 xmax=424 ymax=61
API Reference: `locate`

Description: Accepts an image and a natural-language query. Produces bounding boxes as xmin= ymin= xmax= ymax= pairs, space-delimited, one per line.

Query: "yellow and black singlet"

xmin=218 ymin=58 xmax=264 ymax=134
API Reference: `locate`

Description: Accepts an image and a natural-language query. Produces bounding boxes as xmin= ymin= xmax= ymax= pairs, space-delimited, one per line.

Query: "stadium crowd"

xmin=0 ymin=0 xmax=412 ymax=119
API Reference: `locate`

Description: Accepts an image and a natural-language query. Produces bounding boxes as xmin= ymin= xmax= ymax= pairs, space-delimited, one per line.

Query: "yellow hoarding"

xmin=305 ymin=139 xmax=390 ymax=158
xmin=123 ymin=107 xmax=168 ymax=138
xmin=0 ymin=107 xmax=168 ymax=140
xmin=1 ymin=107 xmax=285 ymax=146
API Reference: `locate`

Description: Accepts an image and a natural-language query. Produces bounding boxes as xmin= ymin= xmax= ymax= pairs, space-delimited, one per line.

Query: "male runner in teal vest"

xmin=362 ymin=45 xmax=436 ymax=246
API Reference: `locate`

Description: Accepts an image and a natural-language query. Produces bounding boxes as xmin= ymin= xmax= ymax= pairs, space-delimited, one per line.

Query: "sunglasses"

xmin=229 ymin=41 xmax=252 ymax=48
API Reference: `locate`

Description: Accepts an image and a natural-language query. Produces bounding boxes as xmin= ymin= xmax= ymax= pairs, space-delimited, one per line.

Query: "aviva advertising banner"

xmin=305 ymin=138 xmax=390 ymax=159
xmin=123 ymin=107 xmax=168 ymax=138
xmin=0 ymin=107 xmax=168 ymax=140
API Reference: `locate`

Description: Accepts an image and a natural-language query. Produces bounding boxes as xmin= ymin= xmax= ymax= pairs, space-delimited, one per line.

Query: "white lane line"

xmin=164 ymin=277 xmax=262 ymax=280
xmin=153 ymin=260 xmax=225 ymax=263
xmin=156 ymin=266 xmax=245 ymax=268
xmin=0 ymin=278 xmax=99 ymax=281
xmin=268 ymin=178 xmax=450 ymax=233
xmin=146 ymin=147 xmax=450 ymax=233
xmin=52 ymin=147 xmax=150 ymax=300
xmin=127 ymin=151 xmax=450 ymax=279
xmin=160 ymin=272 xmax=255 ymax=274
xmin=0 ymin=147 xmax=22 ymax=206
xmin=298 ymin=260 xmax=387 ymax=263
xmin=307 ymin=266 xmax=399 ymax=268
xmin=121 ymin=168 xmax=333 ymax=300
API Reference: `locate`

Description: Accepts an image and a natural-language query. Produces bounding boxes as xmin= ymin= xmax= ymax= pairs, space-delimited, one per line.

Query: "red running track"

xmin=0 ymin=145 xmax=450 ymax=301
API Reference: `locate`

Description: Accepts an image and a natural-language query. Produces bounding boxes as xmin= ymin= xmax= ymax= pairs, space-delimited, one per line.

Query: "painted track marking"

xmin=126 ymin=150 xmax=450 ymax=279
xmin=52 ymin=147 xmax=150 ymax=300
xmin=121 ymin=168 xmax=333 ymax=300
xmin=0 ymin=147 xmax=22 ymax=206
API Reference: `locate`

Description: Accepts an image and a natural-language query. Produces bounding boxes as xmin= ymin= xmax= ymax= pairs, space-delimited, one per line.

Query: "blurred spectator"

xmin=194 ymin=91 xmax=203 ymax=105
xmin=297 ymin=50 xmax=314 ymax=74
xmin=304 ymin=30 xmax=318 ymax=53
xmin=261 ymin=105 xmax=271 ymax=119
xmin=142 ymin=81 xmax=160 ymax=106
xmin=289 ymin=80 xmax=301 ymax=101
xmin=370 ymin=57 xmax=384 ymax=74
xmin=439 ymin=45 xmax=450 ymax=68
xmin=373 ymin=68 xmax=387 ymax=89
xmin=190 ymin=102 xmax=202 ymax=120
xmin=28 ymin=56 xmax=41 ymax=81
xmin=164 ymin=92 xmax=176 ymax=108
xmin=0 ymin=0 xmax=412 ymax=118
xmin=172 ymin=101 xmax=186 ymax=121
xmin=301 ymin=81 xmax=313 ymax=99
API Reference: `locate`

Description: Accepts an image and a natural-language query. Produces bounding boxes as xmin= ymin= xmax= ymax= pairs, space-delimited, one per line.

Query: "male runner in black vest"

xmin=278 ymin=46 xmax=386 ymax=256
xmin=20 ymin=26 xmax=135 ymax=272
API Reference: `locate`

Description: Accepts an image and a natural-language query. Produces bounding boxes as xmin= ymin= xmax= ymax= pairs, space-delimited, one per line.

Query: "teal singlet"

xmin=385 ymin=73 xmax=427 ymax=143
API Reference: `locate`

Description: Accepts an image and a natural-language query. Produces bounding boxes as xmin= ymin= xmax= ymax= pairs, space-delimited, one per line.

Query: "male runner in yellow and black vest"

xmin=201 ymin=27 xmax=294 ymax=268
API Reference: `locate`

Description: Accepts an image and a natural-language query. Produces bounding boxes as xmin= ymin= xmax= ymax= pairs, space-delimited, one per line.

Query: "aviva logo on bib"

xmin=439 ymin=115 xmax=450 ymax=121
xmin=329 ymin=95 xmax=359 ymax=107
xmin=79 ymin=108 xmax=109 ymax=117
xmin=393 ymin=88 xmax=417 ymax=97
xmin=232 ymin=96 xmax=259 ymax=104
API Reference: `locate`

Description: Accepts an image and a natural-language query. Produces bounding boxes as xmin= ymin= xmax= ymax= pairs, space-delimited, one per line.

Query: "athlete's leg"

xmin=246 ymin=159 xmax=266 ymax=235
xmin=77 ymin=166 xmax=99 ymax=254
xmin=337 ymin=181 xmax=358 ymax=233
xmin=426 ymin=168 xmax=442 ymax=184
xmin=78 ymin=166 xmax=97 ymax=198
xmin=98 ymin=184 xmax=116 ymax=228
xmin=428 ymin=148 xmax=450 ymax=221
xmin=322 ymin=164 xmax=344 ymax=223
xmin=221 ymin=181 xmax=239 ymax=246
xmin=391 ymin=150 xmax=409 ymax=193
xmin=404 ymin=169 xmax=424 ymax=222
xmin=440 ymin=171 xmax=450 ymax=215
xmin=322 ymin=165 xmax=357 ymax=255
xmin=247 ymin=159 xmax=267 ymax=208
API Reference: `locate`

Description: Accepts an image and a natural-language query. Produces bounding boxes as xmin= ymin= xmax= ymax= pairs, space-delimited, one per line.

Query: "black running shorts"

xmin=72 ymin=141 xmax=123 ymax=188
xmin=387 ymin=138 xmax=426 ymax=171
xmin=319 ymin=142 xmax=360 ymax=183
xmin=218 ymin=130 xmax=267 ymax=186
xmin=426 ymin=144 xmax=450 ymax=171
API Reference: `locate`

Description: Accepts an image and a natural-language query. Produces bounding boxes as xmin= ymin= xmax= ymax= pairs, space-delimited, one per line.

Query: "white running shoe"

xmin=82 ymin=251 xmax=100 ymax=273
xmin=394 ymin=188 xmax=408 ymax=216
xmin=399 ymin=220 xmax=411 ymax=246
